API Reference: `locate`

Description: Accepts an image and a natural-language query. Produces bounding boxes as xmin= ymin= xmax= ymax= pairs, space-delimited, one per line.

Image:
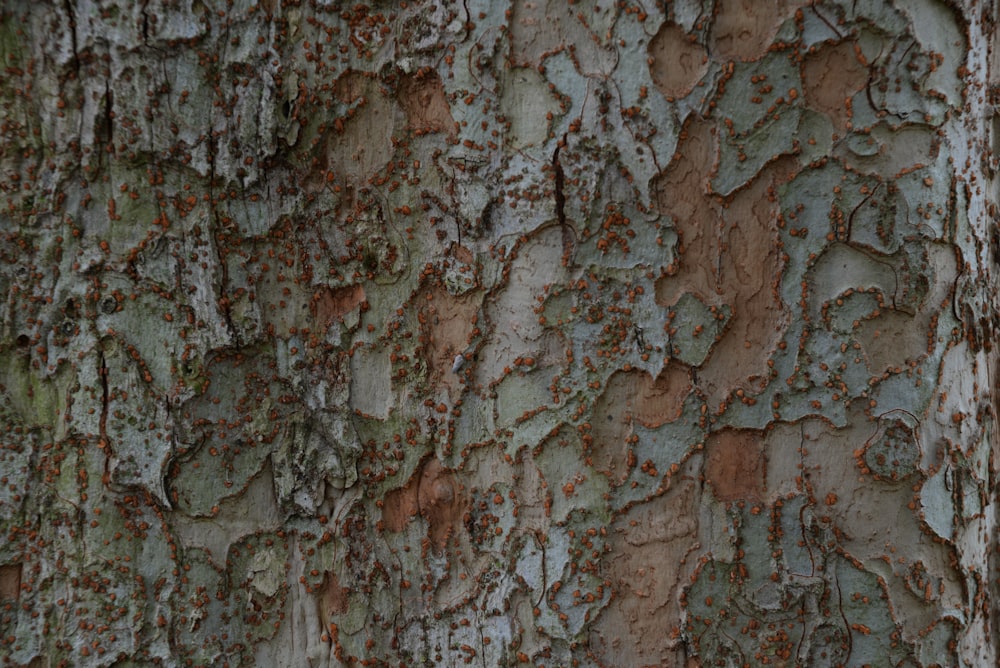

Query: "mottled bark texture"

xmin=0 ymin=0 xmax=998 ymax=666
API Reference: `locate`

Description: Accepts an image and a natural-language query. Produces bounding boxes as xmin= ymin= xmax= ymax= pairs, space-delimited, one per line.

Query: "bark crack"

xmin=98 ymin=345 xmax=112 ymax=487
xmin=552 ymin=133 xmax=575 ymax=266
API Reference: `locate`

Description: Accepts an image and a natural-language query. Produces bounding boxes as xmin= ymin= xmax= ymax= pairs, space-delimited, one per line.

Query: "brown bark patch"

xmin=399 ymin=71 xmax=455 ymax=137
xmin=648 ymin=23 xmax=709 ymax=100
xmin=653 ymin=118 xmax=717 ymax=308
xmin=802 ymin=40 xmax=869 ymax=131
xmin=311 ymin=284 xmax=366 ymax=331
xmin=0 ymin=563 xmax=20 ymax=600
xmin=452 ymin=244 xmax=474 ymax=265
xmin=508 ymin=0 xmax=571 ymax=67
xmin=381 ymin=473 xmax=420 ymax=532
xmin=334 ymin=70 xmax=370 ymax=104
xmin=704 ymin=429 xmax=765 ymax=501
xmin=696 ymin=157 xmax=795 ymax=402
xmin=654 ymin=118 xmax=793 ymax=406
xmin=653 ymin=117 xmax=720 ymax=343
xmin=381 ymin=457 xmax=465 ymax=554
xmin=317 ymin=571 xmax=349 ymax=623
xmin=653 ymin=117 xmax=716 ymax=235
xmin=417 ymin=458 xmax=465 ymax=554
xmin=507 ymin=0 xmax=611 ymax=74
xmin=421 ymin=286 xmax=481 ymax=396
xmin=711 ymin=0 xmax=804 ymax=62
xmin=593 ymin=475 xmax=699 ymax=666
xmin=382 ymin=458 xmax=465 ymax=552
xmin=589 ymin=367 xmax=690 ymax=481
xmin=326 ymin=71 xmax=394 ymax=184
xmin=589 ymin=372 xmax=638 ymax=481
xmin=633 ymin=364 xmax=692 ymax=428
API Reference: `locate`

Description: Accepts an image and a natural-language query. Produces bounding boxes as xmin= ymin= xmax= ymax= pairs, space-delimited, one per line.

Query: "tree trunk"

xmin=0 ymin=0 xmax=997 ymax=665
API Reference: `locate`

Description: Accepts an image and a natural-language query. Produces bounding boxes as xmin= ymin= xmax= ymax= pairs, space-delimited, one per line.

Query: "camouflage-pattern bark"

xmin=0 ymin=0 xmax=997 ymax=666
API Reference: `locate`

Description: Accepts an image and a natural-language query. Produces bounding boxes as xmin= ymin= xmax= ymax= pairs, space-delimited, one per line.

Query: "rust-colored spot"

xmin=704 ymin=429 xmax=765 ymax=501
xmin=399 ymin=72 xmax=455 ymax=137
xmin=802 ymin=40 xmax=869 ymax=130
xmin=311 ymin=284 xmax=366 ymax=332
xmin=648 ymin=23 xmax=709 ymax=100
xmin=0 ymin=563 xmax=20 ymax=601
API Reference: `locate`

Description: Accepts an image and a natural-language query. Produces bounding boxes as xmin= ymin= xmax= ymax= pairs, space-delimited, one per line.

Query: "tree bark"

xmin=0 ymin=0 xmax=997 ymax=666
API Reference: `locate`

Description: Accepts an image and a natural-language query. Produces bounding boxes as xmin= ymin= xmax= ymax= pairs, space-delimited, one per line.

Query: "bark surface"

xmin=0 ymin=0 xmax=997 ymax=666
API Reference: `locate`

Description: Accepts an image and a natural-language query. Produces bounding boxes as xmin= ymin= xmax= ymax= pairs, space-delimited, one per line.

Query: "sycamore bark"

xmin=1 ymin=1 xmax=998 ymax=666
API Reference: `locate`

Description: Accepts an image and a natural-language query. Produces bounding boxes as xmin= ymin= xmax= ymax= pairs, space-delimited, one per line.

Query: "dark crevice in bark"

xmin=552 ymin=133 xmax=576 ymax=266
xmin=62 ymin=0 xmax=79 ymax=73
xmin=140 ymin=0 xmax=151 ymax=44
xmin=98 ymin=345 xmax=112 ymax=489
xmin=102 ymin=80 xmax=114 ymax=146
xmin=207 ymin=134 xmax=237 ymax=339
